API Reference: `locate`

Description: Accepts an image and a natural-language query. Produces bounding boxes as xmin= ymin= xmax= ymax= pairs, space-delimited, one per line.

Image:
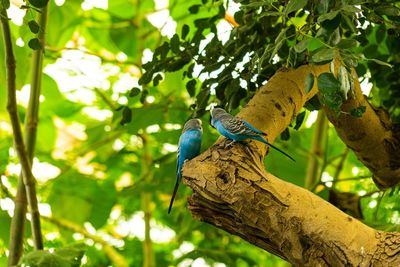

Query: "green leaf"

xmin=181 ymin=24 xmax=190 ymax=39
xmin=311 ymin=48 xmax=335 ymax=63
xmin=109 ymin=21 xmax=138 ymax=58
xmin=0 ymin=0 xmax=10 ymax=9
xmin=341 ymin=5 xmax=361 ymax=13
xmin=336 ymin=39 xmax=359 ymax=49
xmin=153 ymin=73 xmax=163 ymax=86
xmin=338 ymin=65 xmax=351 ymax=100
xmin=350 ymin=106 xmax=366 ymax=117
xmin=307 ymin=38 xmax=324 ymax=51
xmin=375 ymin=5 xmax=400 ymax=17
xmin=120 ymin=106 xmax=132 ymax=125
xmin=140 ymin=89 xmax=149 ymax=104
xmin=139 ymin=71 xmax=153 ymax=85
xmin=366 ymin=58 xmax=392 ymax=68
xmin=28 ymin=0 xmax=49 ymax=8
xmin=304 ymin=73 xmax=314 ymax=93
xmin=170 ymin=34 xmax=180 ymax=54
xmin=323 ymin=92 xmax=343 ymax=112
xmin=294 ymin=111 xmax=306 ymax=130
xmin=186 ymin=79 xmax=196 ymax=97
xmin=317 ymin=10 xmax=339 ymax=23
xmin=48 ymin=172 xmax=117 ymax=228
xmin=46 ymin=0 xmax=84 ymax=47
xmin=342 ymin=14 xmax=357 ymax=33
xmin=41 ymin=74 xmax=83 ymax=117
xmin=317 ymin=72 xmax=343 ymax=112
xmin=294 ymin=39 xmax=309 ymax=53
xmin=28 ymin=20 xmax=40 ymax=34
xmin=317 ymin=72 xmax=341 ymax=94
xmin=285 ymin=0 xmax=308 ymax=15
xmin=28 ymin=38 xmax=42 ymax=50
xmin=280 ymin=127 xmax=290 ymax=141
xmin=189 ymin=4 xmax=201 ymax=14
xmin=108 ymin=0 xmax=137 ymax=19
xmin=129 ymin=87 xmax=141 ymax=97
xmin=21 ymin=245 xmax=85 ymax=267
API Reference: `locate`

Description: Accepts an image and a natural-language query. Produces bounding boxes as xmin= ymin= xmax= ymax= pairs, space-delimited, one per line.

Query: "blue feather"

xmin=169 ymin=120 xmax=202 ymax=214
xmin=211 ymin=108 xmax=294 ymax=161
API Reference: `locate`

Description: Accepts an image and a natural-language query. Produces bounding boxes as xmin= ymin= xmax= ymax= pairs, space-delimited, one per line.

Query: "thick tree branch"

xmin=184 ymin=140 xmax=400 ymax=266
xmin=183 ymin=63 xmax=400 ymax=265
xmin=1 ymin=6 xmax=43 ymax=252
xmin=323 ymin=69 xmax=400 ymax=188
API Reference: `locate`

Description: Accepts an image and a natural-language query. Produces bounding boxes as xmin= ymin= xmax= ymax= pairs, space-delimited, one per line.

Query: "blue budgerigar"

xmin=211 ymin=107 xmax=294 ymax=161
xmin=168 ymin=118 xmax=203 ymax=214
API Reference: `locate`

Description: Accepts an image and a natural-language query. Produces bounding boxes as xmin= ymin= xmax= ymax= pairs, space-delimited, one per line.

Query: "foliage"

xmin=0 ymin=0 xmax=399 ymax=266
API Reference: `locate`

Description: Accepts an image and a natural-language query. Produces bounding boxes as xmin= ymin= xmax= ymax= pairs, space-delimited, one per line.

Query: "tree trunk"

xmin=183 ymin=64 xmax=400 ymax=265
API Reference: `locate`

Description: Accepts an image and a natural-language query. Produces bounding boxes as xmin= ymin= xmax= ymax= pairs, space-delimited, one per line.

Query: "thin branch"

xmin=8 ymin=5 xmax=49 ymax=265
xmin=333 ymin=147 xmax=349 ymax=180
xmin=139 ymin=134 xmax=155 ymax=267
xmin=305 ymin=111 xmax=328 ymax=189
xmin=331 ymin=175 xmax=372 ymax=184
xmin=1 ymin=5 xmax=43 ymax=256
xmin=41 ymin=216 xmax=128 ymax=267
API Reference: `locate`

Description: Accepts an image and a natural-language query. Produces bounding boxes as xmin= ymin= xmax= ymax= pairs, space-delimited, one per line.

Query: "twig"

xmin=1 ymin=5 xmax=43 ymax=257
xmin=41 ymin=216 xmax=128 ymax=267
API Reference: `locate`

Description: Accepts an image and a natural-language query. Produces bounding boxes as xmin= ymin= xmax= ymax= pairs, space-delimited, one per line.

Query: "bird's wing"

xmin=220 ymin=116 xmax=260 ymax=136
xmin=240 ymin=119 xmax=266 ymax=135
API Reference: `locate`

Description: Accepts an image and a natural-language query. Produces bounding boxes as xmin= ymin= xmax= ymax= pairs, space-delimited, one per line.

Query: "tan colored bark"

xmin=184 ymin=145 xmax=400 ymax=266
xmin=182 ymin=63 xmax=400 ymax=265
xmin=323 ymin=71 xmax=400 ymax=188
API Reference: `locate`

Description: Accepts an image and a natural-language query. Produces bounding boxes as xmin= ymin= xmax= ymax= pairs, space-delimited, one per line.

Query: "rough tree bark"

xmin=183 ymin=63 xmax=400 ymax=266
xmin=323 ymin=69 xmax=400 ymax=188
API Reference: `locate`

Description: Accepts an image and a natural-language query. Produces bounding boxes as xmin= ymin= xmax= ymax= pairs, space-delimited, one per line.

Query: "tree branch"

xmin=1 ymin=6 xmax=43 ymax=255
xmin=184 ymin=138 xmax=400 ymax=266
xmin=183 ymin=63 xmax=400 ymax=265
xmin=323 ymin=69 xmax=400 ymax=188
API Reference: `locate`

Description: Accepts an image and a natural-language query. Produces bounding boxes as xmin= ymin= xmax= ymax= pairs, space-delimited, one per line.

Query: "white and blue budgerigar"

xmin=168 ymin=118 xmax=203 ymax=214
xmin=211 ymin=107 xmax=294 ymax=161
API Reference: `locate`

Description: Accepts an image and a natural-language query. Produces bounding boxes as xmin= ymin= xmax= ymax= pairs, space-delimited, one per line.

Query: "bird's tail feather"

xmin=168 ymin=178 xmax=180 ymax=214
xmin=256 ymin=136 xmax=295 ymax=161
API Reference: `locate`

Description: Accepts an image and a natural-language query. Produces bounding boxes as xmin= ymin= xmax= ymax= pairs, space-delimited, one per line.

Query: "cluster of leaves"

xmin=138 ymin=0 xmax=400 ymax=124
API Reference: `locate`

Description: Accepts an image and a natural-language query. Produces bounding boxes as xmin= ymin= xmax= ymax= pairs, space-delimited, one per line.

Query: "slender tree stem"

xmin=8 ymin=5 xmax=49 ymax=264
xmin=1 ymin=6 xmax=43 ymax=263
xmin=333 ymin=147 xmax=349 ymax=180
xmin=139 ymin=134 xmax=155 ymax=267
xmin=305 ymin=111 xmax=328 ymax=189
